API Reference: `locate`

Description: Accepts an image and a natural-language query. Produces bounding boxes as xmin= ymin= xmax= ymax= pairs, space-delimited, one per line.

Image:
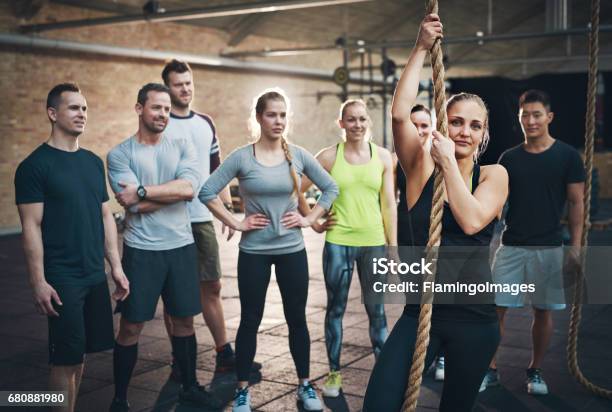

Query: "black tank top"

xmin=396 ymin=163 xmax=409 ymax=213
xmin=396 ymin=164 xmax=418 ymax=247
xmin=401 ymin=164 xmax=498 ymax=322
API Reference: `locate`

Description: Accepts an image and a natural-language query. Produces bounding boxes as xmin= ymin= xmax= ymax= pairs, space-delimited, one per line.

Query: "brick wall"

xmin=0 ymin=2 xmax=388 ymax=231
xmin=594 ymin=152 xmax=612 ymax=199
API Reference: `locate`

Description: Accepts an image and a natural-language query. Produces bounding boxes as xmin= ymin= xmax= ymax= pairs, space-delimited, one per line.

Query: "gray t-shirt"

xmin=107 ymin=134 xmax=200 ymax=251
xmin=199 ymin=143 xmax=338 ymax=255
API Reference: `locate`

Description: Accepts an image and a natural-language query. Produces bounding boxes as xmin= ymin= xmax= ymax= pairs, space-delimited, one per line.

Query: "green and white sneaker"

xmin=322 ymin=371 xmax=342 ymax=397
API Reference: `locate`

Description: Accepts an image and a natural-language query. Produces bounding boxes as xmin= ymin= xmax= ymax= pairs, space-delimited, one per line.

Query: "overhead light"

xmin=356 ymin=39 xmax=366 ymax=53
xmin=476 ymin=31 xmax=484 ymax=45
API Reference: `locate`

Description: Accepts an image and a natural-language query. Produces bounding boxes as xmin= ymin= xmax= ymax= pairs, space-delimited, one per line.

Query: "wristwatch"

xmin=137 ymin=185 xmax=147 ymax=200
xmin=223 ymin=202 xmax=234 ymax=212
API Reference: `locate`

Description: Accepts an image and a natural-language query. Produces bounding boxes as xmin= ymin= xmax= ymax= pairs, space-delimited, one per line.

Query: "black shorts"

xmin=48 ymin=280 xmax=114 ymax=366
xmin=117 ymin=243 xmax=201 ymax=322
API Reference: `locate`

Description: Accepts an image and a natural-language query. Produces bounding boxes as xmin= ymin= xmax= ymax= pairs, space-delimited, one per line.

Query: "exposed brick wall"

xmin=594 ymin=152 xmax=612 ymax=199
xmin=1 ymin=2 xmax=388 ymax=230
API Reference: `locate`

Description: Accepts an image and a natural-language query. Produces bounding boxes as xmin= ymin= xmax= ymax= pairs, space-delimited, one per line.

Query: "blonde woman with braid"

xmin=199 ymin=88 xmax=338 ymax=412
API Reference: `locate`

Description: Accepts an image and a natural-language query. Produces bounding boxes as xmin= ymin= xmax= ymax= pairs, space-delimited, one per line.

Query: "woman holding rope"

xmin=363 ymin=14 xmax=508 ymax=411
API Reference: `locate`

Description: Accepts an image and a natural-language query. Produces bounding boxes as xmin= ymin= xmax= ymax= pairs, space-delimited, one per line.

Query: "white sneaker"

xmin=434 ymin=357 xmax=445 ymax=381
xmin=526 ymin=369 xmax=549 ymax=395
xmin=297 ymin=382 xmax=323 ymax=411
xmin=232 ymin=387 xmax=251 ymax=412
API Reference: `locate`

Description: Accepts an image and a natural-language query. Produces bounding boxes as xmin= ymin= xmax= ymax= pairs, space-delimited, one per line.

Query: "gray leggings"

xmin=323 ymin=242 xmax=388 ymax=371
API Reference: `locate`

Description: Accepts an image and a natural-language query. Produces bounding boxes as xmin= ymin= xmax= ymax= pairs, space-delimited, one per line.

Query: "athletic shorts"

xmin=48 ymin=280 xmax=114 ymax=365
xmin=192 ymin=221 xmax=222 ymax=281
xmin=491 ymin=245 xmax=566 ymax=310
xmin=117 ymin=243 xmax=201 ymax=322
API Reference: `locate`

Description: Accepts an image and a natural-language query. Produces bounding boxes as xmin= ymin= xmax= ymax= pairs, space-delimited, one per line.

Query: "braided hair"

xmin=252 ymin=88 xmax=300 ymax=196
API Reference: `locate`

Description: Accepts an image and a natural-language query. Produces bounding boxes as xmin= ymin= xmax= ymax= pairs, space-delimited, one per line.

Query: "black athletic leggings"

xmin=363 ymin=307 xmax=500 ymax=412
xmin=235 ymin=249 xmax=310 ymax=381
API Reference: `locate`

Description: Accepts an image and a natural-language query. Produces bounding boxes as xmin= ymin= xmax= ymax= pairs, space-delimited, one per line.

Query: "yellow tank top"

xmin=326 ymin=142 xmax=386 ymax=247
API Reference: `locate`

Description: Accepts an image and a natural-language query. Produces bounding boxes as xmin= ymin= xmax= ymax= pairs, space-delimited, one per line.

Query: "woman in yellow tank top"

xmin=301 ymin=99 xmax=397 ymax=398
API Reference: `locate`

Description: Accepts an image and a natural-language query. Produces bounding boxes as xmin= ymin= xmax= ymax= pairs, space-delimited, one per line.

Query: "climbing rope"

xmin=401 ymin=0 xmax=448 ymax=410
xmin=401 ymin=0 xmax=608 ymax=407
xmin=567 ymin=0 xmax=612 ymax=399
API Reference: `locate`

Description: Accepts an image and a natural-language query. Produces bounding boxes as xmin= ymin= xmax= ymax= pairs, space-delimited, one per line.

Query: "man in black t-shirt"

xmin=481 ymin=90 xmax=585 ymax=396
xmin=14 ymin=83 xmax=129 ymax=412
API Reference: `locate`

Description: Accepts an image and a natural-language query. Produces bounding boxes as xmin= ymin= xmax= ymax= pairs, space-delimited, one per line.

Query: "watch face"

xmin=137 ymin=186 xmax=146 ymax=198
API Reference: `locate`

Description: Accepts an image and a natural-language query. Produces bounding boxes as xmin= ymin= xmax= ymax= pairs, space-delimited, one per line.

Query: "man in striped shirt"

xmin=162 ymin=59 xmax=261 ymax=377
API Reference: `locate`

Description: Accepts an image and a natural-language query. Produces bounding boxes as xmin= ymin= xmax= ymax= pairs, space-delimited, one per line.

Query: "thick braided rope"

xmin=401 ymin=1 xmax=448 ymax=410
xmin=567 ymin=0 xmax=612 ymax=399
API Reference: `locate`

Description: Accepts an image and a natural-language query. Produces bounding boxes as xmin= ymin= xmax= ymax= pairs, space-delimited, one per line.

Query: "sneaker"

xmin=479 ymin=368 xmax=500 ymax=392
xmin=179 ymin=384 xmax=223 ymax=409
xmin=109 ymin=398 xmax=130 ymax=412
xmin=297 ymin=382 xmax=323 ymax=411
xmin=169 ymin=359 xmax=181 ymax=382
xmin=216 ymin=344 xmax=262 ymax=373
xmin=526 ymin=368 xmax=549 ymax=395
xmin=434 ymin=356 xmax=445 ymax=381
xmin=322 ymin=371 xmax=342 ymax=397
xmin=233 ymin=387 xmax=251 ymax=412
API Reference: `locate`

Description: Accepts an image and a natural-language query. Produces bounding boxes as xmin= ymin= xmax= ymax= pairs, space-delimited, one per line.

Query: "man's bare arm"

xmin=116 ymin=179 xmax=194 ymax=208
xmin=17 ymin=203 xmax=61 ymax=316
xmin=567 ymin=182 xmax=585 ymax=247
xmin=102 ymin=203 xmax=130 ymax=301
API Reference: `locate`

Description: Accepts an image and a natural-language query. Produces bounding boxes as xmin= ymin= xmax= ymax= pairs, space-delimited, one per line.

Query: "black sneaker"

xmin=179 ymin=384 xmax=223 ymax=409
xmin=215 ymin=344 xmax=262 ymax=373
xmin=252 ymin=359 xmax=263 ymax=371
xmin=109 ymin=398 xmax=130 ymax=412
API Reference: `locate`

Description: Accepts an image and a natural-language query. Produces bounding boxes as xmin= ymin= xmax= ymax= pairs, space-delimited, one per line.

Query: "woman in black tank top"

xmin=396 ymin=104 xmax=432 ymax=247
xmin=364 ymin=14 xmax=509 ymax=412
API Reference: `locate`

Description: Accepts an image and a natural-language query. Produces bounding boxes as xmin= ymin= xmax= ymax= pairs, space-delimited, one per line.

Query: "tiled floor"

xmin=1 ymin=221 xmax=612 ymax=412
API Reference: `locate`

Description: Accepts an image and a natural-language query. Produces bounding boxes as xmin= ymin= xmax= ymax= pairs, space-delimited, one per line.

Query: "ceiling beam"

xmin=21 ymin=0 xmax=375 ymax=33
xmin=0 ymin=32 xmax=390 ymax=85
xmin=221 ymin=25 xmax=612 ymax=58
xmin=497 ymin=35 xmax=576 ymax=77
xmin=50 ymin=0 xmax=140 ymax=15
xmin=452 ymin=53 xmax=612 ymax=67
xmin=497 ymin=0 xmax=612 ymax=77
xmin=227 ymin=14 xmax=268 ymax=47
xmin=367 ymin=1 xmax=419 ymax=42
xmin=450 ymin=1 xmax=546 ymax=65
xmin=10 ymin=0 xmax=46 ymax=20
